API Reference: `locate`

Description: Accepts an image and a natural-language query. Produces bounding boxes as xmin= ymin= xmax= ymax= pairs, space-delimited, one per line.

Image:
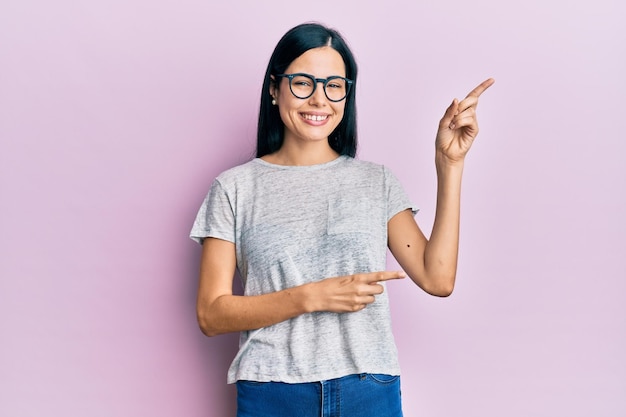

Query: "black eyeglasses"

xmin=275 ymin=73 xmax=353 ymax=102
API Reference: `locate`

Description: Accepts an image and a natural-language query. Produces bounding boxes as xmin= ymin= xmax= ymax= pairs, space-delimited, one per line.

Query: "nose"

xmin=308 ymin=80 xmax=328 ymax=105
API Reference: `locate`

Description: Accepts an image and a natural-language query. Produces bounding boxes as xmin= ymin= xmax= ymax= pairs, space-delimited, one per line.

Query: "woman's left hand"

xmin=435 ymin=78 xmax=495 ymax=164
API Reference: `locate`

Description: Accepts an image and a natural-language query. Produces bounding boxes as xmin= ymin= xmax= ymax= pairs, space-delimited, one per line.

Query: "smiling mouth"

xmin=301 ymin=113 xmax=328 ymax=122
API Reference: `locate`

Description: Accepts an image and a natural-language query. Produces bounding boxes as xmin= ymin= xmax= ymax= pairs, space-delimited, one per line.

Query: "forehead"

xmin=285 ymin=47 xmax=346 ymax=77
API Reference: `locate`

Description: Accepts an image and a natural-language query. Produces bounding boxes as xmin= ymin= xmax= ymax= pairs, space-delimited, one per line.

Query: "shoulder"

xmin=342 ymin=156 xmax=384 ymax=171
xmin=343 ymin=158 xmax=408 ymax=196
xmin=214 ymin=159 xmax=263 ymax=186
xmin=341 ymin=157 xmax=392 ymax=178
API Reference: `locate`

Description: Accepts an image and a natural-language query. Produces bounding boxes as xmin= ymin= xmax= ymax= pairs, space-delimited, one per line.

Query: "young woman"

xmin=191 ymin=22 xmax=493 ymax=417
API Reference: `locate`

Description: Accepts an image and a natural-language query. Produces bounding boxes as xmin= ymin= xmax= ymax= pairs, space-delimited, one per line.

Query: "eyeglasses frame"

xmin=274 ymin=73 xmax=353 ymax=102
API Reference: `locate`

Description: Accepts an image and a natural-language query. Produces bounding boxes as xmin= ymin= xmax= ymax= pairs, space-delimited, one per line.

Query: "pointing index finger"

xmin=366 ymin=271 xmax=406 ymax=283
xmin=466 ymin=78 xmax=495 ymax=99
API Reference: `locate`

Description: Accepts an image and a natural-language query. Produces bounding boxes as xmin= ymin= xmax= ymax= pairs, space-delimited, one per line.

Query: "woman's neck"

xmin=261 ymin=140 xmax=339 ymax=166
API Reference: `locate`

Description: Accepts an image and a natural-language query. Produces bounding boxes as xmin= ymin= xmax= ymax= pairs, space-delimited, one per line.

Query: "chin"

xmin=305 ymin=134 xmax=333 ymax=143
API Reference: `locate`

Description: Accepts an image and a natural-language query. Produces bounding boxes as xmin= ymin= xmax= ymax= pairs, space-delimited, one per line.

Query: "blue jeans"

xmin=236 ymin=373 xmax=403 ymax=417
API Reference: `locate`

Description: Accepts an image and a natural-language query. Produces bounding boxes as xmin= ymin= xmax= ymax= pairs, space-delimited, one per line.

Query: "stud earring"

xmin=271 ymin=99 xmax=277 ymax=105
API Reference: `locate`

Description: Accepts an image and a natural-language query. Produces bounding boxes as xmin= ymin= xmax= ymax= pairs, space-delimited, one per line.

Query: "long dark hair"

xmin=256 ymin=23 xmax=358 ymax=158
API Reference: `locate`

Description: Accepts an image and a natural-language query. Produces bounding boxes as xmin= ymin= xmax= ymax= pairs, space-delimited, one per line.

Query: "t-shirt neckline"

xmin=253 ymin=155 xmax=349 ymax=171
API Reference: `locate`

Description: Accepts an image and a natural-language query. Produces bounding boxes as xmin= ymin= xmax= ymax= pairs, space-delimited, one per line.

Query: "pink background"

xmin=1 ymin=0 xmax=624 ymax=416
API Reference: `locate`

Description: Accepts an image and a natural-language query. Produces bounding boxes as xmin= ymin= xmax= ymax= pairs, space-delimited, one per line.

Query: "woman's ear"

xmin=269 ymin=75 xmax=277 ymax=99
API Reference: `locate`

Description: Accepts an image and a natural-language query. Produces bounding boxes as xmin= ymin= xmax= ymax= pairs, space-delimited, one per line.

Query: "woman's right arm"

xmin=196 ymin=237 xmax=405 ymax=337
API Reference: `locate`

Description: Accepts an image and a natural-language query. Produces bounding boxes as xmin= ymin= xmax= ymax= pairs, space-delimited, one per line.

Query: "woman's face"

xmin=271 ymin=47 xmax=347 ymax=147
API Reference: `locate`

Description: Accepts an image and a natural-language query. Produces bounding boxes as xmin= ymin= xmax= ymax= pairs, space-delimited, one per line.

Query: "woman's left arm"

xmin=388 ymin=78 xmax=494 ymax=297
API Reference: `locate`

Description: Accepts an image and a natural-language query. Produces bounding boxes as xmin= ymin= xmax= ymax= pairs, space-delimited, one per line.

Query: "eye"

xmin=291 ymin=75 xmax=313 ymax=87
xmin=326 ymin=78 xmax=346 ymax=89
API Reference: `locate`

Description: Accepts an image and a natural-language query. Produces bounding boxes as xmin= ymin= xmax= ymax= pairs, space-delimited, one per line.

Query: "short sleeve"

xmin=189 ymin=180 xmax=236 ymax=244
xmin=384 ymin=166 xmax=419 ymax=221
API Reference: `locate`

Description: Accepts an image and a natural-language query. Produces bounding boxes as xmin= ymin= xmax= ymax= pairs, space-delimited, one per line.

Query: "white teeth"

xmin=303 ymin=114 xmax=328 ymax=121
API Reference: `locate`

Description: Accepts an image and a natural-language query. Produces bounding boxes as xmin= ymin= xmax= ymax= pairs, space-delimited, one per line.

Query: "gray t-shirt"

xmin=190 ymin=155 xmax=417 ymax=384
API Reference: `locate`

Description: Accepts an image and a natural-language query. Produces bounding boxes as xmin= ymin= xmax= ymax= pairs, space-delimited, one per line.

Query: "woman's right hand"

xmin=306 ymin=271 xmax=406 ymax=313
